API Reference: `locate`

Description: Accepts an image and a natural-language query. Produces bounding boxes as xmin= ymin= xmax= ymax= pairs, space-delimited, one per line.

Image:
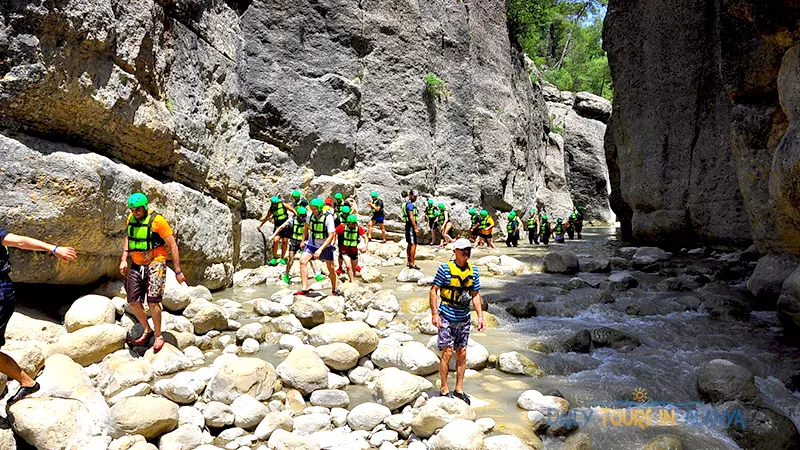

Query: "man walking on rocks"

xmin=297 ymin=198 xmax=338 ymax=296
xmin=121 ymin=193 xmax=185 ymax=353
xmin=526 ymin=209 xmax=539 ymax=245
xmin=257 ymin=196 xmax=298 ymax=266
xmin=403 ymin=190 xmax=421 ymax=270
xmin=367 ymin=191 xmax=387 ymax=243
xmin=425 ymin=199 xmax=440 ymax=245
xmin=429 ymin=238 xmax=485 ymax=405
xmin=505 ymin=211 xmax=520 ymax=247
xmin=0 ymin=228 xmax=76 ymax=404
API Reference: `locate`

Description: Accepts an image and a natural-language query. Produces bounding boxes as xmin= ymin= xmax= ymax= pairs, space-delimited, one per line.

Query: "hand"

xmin=477 ymin=316 xmax=486 ymax=332
xmin=176 ymin=271 xmax=186 ymax=284
xmin=415 ymin=227 xmax=421 ymax=234
xmin=119 ymin=260 xmax=128 ymax=276
xmin=313 ymin=250 xmax=322 ymax=260
xmin=431 ymin=313 xmax=442 ymax=328
xmin=54 ymin=246 xmax=77 ymax=261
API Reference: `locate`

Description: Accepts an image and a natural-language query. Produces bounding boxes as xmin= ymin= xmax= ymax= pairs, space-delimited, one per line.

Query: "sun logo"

xmin=633 ymin=387 xmax=649 ymax=403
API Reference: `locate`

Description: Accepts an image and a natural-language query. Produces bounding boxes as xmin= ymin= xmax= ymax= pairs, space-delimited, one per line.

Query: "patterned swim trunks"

xmin=437 ymin=317 xmax=471 ymax=350
xmin=127 ymin=261 xmax=167 ymax=303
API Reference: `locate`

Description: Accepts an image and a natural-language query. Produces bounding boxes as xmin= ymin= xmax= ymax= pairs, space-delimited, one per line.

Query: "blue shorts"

xmin=372 ymin=216 xmax=384 ymax=224
xmin=437 ymin=317 xmax=470 ymax=350
xmin=304 ymin=243 xmax=335 ymax=261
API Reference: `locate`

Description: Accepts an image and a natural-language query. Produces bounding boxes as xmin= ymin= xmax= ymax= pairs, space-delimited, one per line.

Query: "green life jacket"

xmin=338 ymin=210 xmax=349 ymax=224
xmin=402 ymin=202 xmax=417 ymax=223
xmin=294 ymin=197 xmax=308 ymax=208
xmin=426 ymin=205 xmax=438 ymax=219
xmin=270 ymin=202 xmax=288 ymax=222
xmin=554 ymin=224 xmax=564 ymax=234
xmin=527 ymin=218 xmax=536 ymax=228
xmin=127 ymin=211 xmax=166 ymax=251
xmin=569 ymin=211 xmax=579 ymax=221
xmin=309 ymin=213 xmax=330 ymax=241
xmin=291 ymin=218 xmax=305 ymax=241
xmin=480 ymin=216 xmax=490 ymax=229
xmin=334 ymin=200 xmax=345 ymax=216
xmin=343 ymin=226 xmax=359 ymax=247
xmin=540 ymin=220 xmax=549 ymax=234
xmin=507 ymin=220 xmax=518 ymax=233
xmin=470 ymin=214 xmax=480 ymax=226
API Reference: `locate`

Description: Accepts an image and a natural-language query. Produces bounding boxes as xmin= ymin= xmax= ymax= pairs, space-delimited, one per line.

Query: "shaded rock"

xmin=110 ymin=396 xmax=178 ymax=439
xmin=778 ymin=263 xmax=800 ymax=333
xmin=292 ymin=299 xmax=325 ymax=329
xmin=427 ymin=336 xmax=489 ymax=370
xmin=590 ymin=327 xmax=641 ymax=352
xmin=411 ymin=397 xmax=475 ymax=438
xmin=722 ymin=401 xmax=800 ymax=450
xmin=604 ymin=271 xmax=639 ymax=290
xmin=703 ymin=296 xmax=751 ymax=321
xmin=584 ymin=258 xmax=611 ymax=273
xmin=632 ymin=247 xmax=670 ymax=267
xmin=254 ymin=299 xmax=289 ymax=317
xmin=697 ymin=359 xmax=758 ymax=403
xmin=748 ymin=255 xmax=800 ymax=307
xmin=543 ymin=251 xmax=579 ymax=274
xmin=236 ymin=322 xmax=266 ymax=344
xmin=562 ymin=432 xmax=591 ymax=449
xmin=563 ymin=330 xmax=591 ymax=353
xmin=643 ymin=434 xmax=683 ymax=450
xmin=231 ymin=394 xmax=269 ymax=430
xmin=505 ymin=301 xmax=537 ymax=319
xmin=204 ymin=401 xmax=234 ymax=428
xmin=191 ymin=304 xmax=228 ymax=334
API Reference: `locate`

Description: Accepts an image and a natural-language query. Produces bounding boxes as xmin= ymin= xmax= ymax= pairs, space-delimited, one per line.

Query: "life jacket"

xmin=554 ymin=224 xmax=564 ymax=235
xmin=426 ymin=205 xmax=439 ymax=219
xmin=294 ymin=197 xmax=308 ymax=208
xmin=402 ymin=201 xmax=417 ymax=223
xmin=569 ymin=211 xmax=579 ymax=221
xmin=540 ymin=219 xmax=549 ymax=234
xmin=470 ymin=214 xmax=480 ymax=226
xmin=480 ymin=216 xmax=491 ymax=229
xmin=127 ymin=211 xmax=166 ymax=251
xmin=291 ymin=218 xmax=305 ymax=241
xmin=338 ymin=210 xmax=349 ymax=224
xmin=334 ymin=200 xmax=345 ymax=216
xmin=527 ymin=218 xmax=536 ymax=229
xmin=440 ymin=261 xmax=475 ymax=307
xmin=309 ymin=212 xmax=331 ymax=241
xmin=270 ymin=202 xmax=288 ymax=222
xmin=507 ymin=219 xmax=518 ymax=233
xmin=343 ymin=226 xmax=359 ymax=247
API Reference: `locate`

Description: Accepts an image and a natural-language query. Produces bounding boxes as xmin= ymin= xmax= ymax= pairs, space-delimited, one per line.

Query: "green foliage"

xmin=164 ymin=98 xmax=175 ymax=112
xmin=424 ymin=73 xmax=447 ymax=98
xmin=550 ymin=113 xmax=565 ymax=134
xmin=508 ymin=0 xmax=612 ymax=101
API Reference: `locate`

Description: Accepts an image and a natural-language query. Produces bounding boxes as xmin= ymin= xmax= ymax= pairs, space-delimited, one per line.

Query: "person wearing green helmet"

xmin=437 ymin=202 xmax=454 ymax=248
xmin=403 ymin=190 xmax=422 ymax=269
xmin=335 ymin=205 xmax=353 ymax=275
xmin=569 ymin=205 xmax=585 ymax=239
xmin=526 ymin=209 xmax=539 ymax=245
xmin=121 ymin=192 xmax=184 ymax=353
xmin=553 ymin=217 xmax=566 ymax=243
xmin=539 ymin=214 xmax=551 ymax=245
xmin=270 ymin=206 xmax=313 ymax=284
xmin=468 ymin=208 xmax=481 ymax=240
xmin=367 ymin=191 xmax=387 ymax=243
xmin=291 ymin=190 xmax=309 ymax=208
xmin=505 ymin=211 xmax=520 ymax=247
xmin=335 ymin=214 xmax=368 ymax=283
xmin=258 ymin=195 xmax=298 ymax=266
xmin=0 ymin=227 xmax=77 ymax=404
xmin=296 ymin=198 xmax=338 ymax=296
xmin=425 ymin=199 xmax=441 ymax=245
xmin=475 ymin=210 xmax=496 ymax=249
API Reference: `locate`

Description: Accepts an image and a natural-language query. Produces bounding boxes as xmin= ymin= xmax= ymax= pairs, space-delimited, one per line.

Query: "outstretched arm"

xmin=2 ymin=233 xmax=77 ymax=261
xmin=163 ymin=235 xmax=185 ymax=284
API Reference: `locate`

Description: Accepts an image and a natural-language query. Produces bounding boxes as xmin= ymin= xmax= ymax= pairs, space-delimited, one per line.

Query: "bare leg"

xmin=380 ymin=223 xmax=387 ymax=242
xmin=0 ymin=351 xmax=35 ymax=387
xmin=286 ymin=251 xmax=296 ymax=276
xmin=439 ymin=347 xmax=453 ymax=393
xmin=409 ymin=243 xmax=417 ymax=266
xmin=454 ymin=347 xmax=467 ymax=392
xmin=343 ymin=255 xmax=355 ymax=283
xmin=129 ymin=302 xmax=152 ymax=333
xmin=299 ymin=252 xmax=312 ymax=290
xmin=280 ymin=238 xmax=289 ymax=259
xmin=326 ymin=260 xmax=337 ymax=294
xmin=368 ymin=220 xmax=375 ymax=240
xmin=271 ymin=235 xmax=281 ymax=259
xmin=149 ymin=302 xmax=163 ymax=338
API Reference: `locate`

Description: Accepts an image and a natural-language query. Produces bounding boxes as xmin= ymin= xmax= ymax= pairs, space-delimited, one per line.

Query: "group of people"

xmin=501 ymin=205 xmax=585 ymax=247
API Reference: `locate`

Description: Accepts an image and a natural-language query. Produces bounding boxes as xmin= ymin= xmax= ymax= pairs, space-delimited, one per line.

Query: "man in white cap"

xmin=429 ymin=238 xmax=485 ymax=405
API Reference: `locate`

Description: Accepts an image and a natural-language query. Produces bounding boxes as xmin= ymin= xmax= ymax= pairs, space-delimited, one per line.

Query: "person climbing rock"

xmin=477 ymin=210 xmax=496 ymax=249
xmin=335 ymin=215 xmax=368 ymax=283
xmin=526 ymin=209 xmax=539 ymax=245
xmin=291 ymin=190 xmax=309 ymax=209
xmin=539 ymin=214 xmax=551 ymax=245
xmin=258 ymin=195 xmax=297 ymax=266
xmin=553 ymin=218 xmax=566 ymax=244
xmin=403 ymin=190 xmax=422 ymax=269
xmin=438 ymin=203 xmax=454 ymax=248
xmin=367 ymin=191 xmax=387 ymax=243
xmin=574 ymin=205 xmax=585 ymax=239
xmin=0 ymin=228 xmax=76 ymax=404
xmin=505 ymin=211 xmax=520 ymax=247
xmin=271 ymin=206 xmax=313 ymax=285
xmin=120 ymin=192 xmax=184 ymax=353
xmin=429 ymin=238 xmax=485 ymax=405
xmin=469 ymin=208 xmax=481 ymax=242
xmin=425 ymin=199 xmax=440 ymax=246
xmin=297 ymin=198 xmax=337 ymax=296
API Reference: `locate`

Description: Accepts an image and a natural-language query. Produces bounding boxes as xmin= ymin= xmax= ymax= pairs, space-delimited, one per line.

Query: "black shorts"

xmin=405 ymin=223 xmax=417 ymax=245
xmin=0 ymin=278 xmax=15 ymax=346
xmin=471 ymin=228 xmax=480 ymax=237
xmin=428 ymin=218 xmax=438 ymax=229
xmin=480 ymin=232 xmax=492 ymax=240
xmin=289 ymin=239 xmax=303 ymax=252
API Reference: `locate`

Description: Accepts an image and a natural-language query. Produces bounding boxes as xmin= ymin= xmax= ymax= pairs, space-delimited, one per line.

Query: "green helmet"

xmin=557 ymin=218 xmax=563 ymax=223
xmin=346 ymin=214 xmax=358 ymax=223
xmin=530 ymin=209 xmax=536 ymax=213
xmin=371 ymin=191 xmax=379 ymax=198
xmin=438 ymin=203 xmax=445 ymax=209
xmin=297 ymin=206 xmax=308 ymax=215
xmin=469 ymin=208 xmax=476 ymax=215
xmin=270 ymin=196 xmax=280 ymax=203
xmin=292 ymin=190 xmax=301 ymax=198
xmin=334 ymin=192 xmax=343 ymax=200
xmin=427 ymin=199 xmax=433 ymax=205
xmin=577 ymin=206 xmax=584 ymax=210
xmin=509 ymin=212 xmax=516 ymax=219
xmin=127 ymin=192 xmax=148 ymax=209
xmin=342 ymin=205 xmax=351 ymax=214
xmin=310 ymin=198 xmax=324 ymax=208
xmin=480 ymin=210 xmax=488 ymax=217
xmin=542 ymin=215 xmax=548 ymax=220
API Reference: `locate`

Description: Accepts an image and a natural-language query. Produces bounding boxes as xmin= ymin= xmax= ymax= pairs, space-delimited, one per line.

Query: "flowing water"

xmin=211 ymin=227 xmax=800 ymax=449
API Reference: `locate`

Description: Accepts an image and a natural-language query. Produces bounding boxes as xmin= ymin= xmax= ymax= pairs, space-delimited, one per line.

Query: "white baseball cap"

xmin=453 ymin=238 xmax=472 ymax=250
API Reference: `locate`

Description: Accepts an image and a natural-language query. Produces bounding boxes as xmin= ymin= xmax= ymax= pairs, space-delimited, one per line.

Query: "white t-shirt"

xmin=306 ymin=212 xmax=336 ymax=246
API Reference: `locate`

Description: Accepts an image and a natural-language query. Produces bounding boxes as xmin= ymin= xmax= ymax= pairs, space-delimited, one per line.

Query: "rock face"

xmin=545 ymin=84 xmax=615 ymax=225
xmin=604 ymin=0 xmax=800 ymax=252
xmin=0 ymin=0 xmax=573 ymax=289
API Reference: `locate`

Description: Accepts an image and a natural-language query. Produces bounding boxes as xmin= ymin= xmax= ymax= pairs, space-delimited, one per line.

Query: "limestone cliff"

xmin=0 ymin=0 xmax=572 ymax=287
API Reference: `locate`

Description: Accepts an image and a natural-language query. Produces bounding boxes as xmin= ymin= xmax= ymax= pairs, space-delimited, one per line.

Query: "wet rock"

xmin=632 ymin=247 xmax=670 ymax=268
xmin=561 ymin=432 xmax=591 ymax=449
xmin=372 ymin=367 xmax=433 ymax=410
xmin=64 ymin=294 xmax=116 ymax=332
xmin=590 ymin=327 xmax=641 ymax=351
xmin=291 ymin=299 xmax=325 ymax=329
xmin=656 ymin=277 xmax=692 ymax=292
xmin=9 ymin=397 xmax=97 ymax=449
xmin=428 ymin=419 xmax=484 ymax=450
xmin=191 ymin=304 xmax=228 ymax=334
xmin=255 ymin=411 xmax=294 ymax=441
xmin=643 ymin=434 xmax=683 ymax=450
xmin=204 ymin=357 xmax=278 ymax=404
xmin=604 ymin=271 xmax=639 ymax=290
xmin=397 ymin=267 xmax=426 ymax=283
xmin=158 ymin=424 xmax=205 ymax=450
xmin=505 ymin=301 xmax=537 ymax=319
xmin=50 ymin=323 xmax=127 ymax=366
xmin=498 ymin=352 xmax=545 ymax=376
xmin=427 ymin=336 xmax=489 ymax=370
xmin=721 ymin=401 xmax=800 ymax=450
xmin=544 ymin=251 xmax=580 ymax=274
xmin=307 ymin=322 xmax=379 ymax=357
xmin=411 ymin=397 xmax=475 ymax=438
xmin=741 ymin=245 xmax=759 ymax=262
xmin=702 ymin=296 xmax=751 ymax=321
xmin=110 ymin=397 xmax=178 ymax=439
xmin=371 ymin=339 xmax=440 ymax=375
xmin=563 ymin=330 xmax=591 ymax=353
xmin=517 ymin=390 xmax=569 ymax=416
xmin=748 ymin=255 xmax=800 ymax=307
xmin=347 ymin=402 xmax=391 ymax=431
xmin=276 ymin=346 xmax=328 ymax=395
xmin=609 ymin=257 xmax=630 ymax=270
xmin=584 ymin=258 xmax=611 ymax=273
xmin=697 ymin=359 xmax=758 ymax=403
xmin=484 ymin=434 xmax=540 ymax=450
xmin=778 ymin=263 xmax=800 ymax=333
